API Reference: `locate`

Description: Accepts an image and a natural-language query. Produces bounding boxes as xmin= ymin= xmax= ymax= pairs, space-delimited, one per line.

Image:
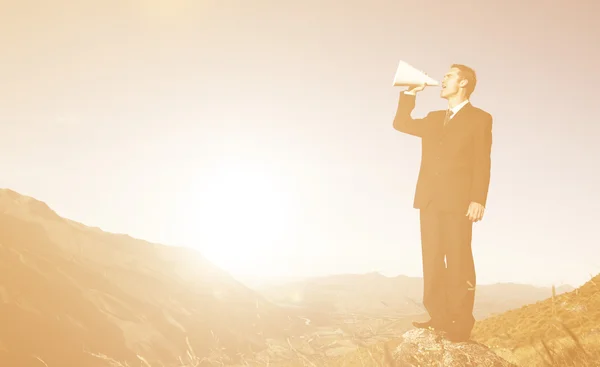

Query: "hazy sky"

xmin=2 ymin=0 xmax=599 ymax=288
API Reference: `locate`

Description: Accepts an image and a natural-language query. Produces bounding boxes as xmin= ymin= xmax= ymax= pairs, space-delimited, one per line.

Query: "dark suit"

xmin=393 ymin=91 xmax=493 ymax=339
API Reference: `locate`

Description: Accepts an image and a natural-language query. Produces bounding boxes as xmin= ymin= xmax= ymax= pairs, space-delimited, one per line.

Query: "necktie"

xmin=443 ymin=109 xmax=454 ymax=127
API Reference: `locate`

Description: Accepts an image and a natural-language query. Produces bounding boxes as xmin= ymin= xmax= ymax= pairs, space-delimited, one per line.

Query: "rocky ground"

xmin=232 ymin=312 xmax=420 ymax=366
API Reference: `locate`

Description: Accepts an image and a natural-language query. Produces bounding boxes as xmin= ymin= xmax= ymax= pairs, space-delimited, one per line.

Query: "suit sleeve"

xmin=392 ymin=92 xmax=432 ymax=137
xmin=470 ymin=113 xmax=493 ymax=207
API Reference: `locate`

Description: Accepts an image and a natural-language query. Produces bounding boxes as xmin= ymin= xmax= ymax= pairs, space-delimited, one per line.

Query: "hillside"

xmin=473 ymin=274 xmax=600 ymax=367
xmin=254 ymin=272 xmax=574 ymax=320
xmin=472 ymin=273 xmax=600 ymax=355
xmin=0 ymin=189 xmax=314 ymax=367
xmin=265 ymin=273 xmax=600 ymax=367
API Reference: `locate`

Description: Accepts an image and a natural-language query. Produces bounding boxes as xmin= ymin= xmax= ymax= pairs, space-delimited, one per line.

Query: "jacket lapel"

xmin=440 ymin=103 xmax=472 ymax=139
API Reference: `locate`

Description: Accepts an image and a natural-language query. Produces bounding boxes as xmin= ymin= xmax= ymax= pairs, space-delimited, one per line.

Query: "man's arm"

xmin=469 ymin=113 xmax=493 ymax=207
xmin=392 ymin=91 xmax=433 ymax=138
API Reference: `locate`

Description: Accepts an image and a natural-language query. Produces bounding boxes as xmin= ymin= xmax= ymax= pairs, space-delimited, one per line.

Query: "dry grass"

xmin=471 ymin=274 xmax=600 ymax=366
xmin=90 ymin=327 xmax=598 ymax=366
xmin=94 ymin=323 xmax=600 ymax=367
xmin=90 ymin=276 xmax=600 ymax=366
xmin=487 ymin=325 xmax=600 ymax=367
xmin=298 ymin=324 xmax=598 ymax=367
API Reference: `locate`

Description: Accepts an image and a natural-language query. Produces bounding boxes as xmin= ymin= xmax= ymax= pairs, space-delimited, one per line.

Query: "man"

xmin=392 ymin=64 xmax=493 ymax=342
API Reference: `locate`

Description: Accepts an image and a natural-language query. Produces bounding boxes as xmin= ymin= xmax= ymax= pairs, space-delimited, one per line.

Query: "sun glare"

xmin=176 ymin=161 xmax=294 ymax=276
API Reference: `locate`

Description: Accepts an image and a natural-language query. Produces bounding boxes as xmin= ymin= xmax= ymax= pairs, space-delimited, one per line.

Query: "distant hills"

xmin=250 ymin=272 xmax=574 ymax=320
xmin=0 ymin=188 xmax=313 ymax=367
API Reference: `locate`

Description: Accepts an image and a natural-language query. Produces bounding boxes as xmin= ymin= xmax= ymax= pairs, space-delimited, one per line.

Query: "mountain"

xmin=253 ymin=272 xmax=574 ymax=320
xmin=472 ymin=273 xmax=600 ymax=346
xmin=0 ymin=189 xmax=313 ymax=367
xmin=471 ymin=274 xmax=600 ymax=366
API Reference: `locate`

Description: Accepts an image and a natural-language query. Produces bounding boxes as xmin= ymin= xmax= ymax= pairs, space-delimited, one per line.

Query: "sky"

xmin=1 ymin=0 xmax=599 ymax=288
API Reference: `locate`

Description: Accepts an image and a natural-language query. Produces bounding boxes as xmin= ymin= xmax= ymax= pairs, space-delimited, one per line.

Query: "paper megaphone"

xmin=392 ymin=60 xmax=440 ymax=87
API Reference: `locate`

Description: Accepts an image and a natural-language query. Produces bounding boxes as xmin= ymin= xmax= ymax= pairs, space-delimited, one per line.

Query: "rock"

xmin=392 ymin=329 xmax=517 ymax=367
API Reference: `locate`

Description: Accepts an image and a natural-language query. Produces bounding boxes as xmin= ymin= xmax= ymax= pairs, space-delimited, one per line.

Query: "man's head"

xmin=440 ymin=64 xmax=477 ymax=100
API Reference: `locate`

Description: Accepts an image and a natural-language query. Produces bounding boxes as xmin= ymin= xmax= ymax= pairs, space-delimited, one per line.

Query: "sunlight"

xmin=177 ymin=160 xmax=295 ymax=276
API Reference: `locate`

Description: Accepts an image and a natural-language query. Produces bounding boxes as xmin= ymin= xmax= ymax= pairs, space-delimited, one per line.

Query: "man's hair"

xmin=451 ymin=64 xmax=477 ymax=97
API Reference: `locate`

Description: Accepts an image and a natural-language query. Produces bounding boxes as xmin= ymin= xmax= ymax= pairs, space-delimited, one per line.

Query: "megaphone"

xmin=392 ymin=60 xmax=440 ymax=87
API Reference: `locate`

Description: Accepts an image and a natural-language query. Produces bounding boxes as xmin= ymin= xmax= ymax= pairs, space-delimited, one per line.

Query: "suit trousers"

xmin=419 ymin=201 xmax=476 ymax=337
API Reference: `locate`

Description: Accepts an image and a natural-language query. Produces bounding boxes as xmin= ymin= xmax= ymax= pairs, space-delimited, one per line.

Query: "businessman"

xmin=392 ymin=64 xmax=493 ymax=342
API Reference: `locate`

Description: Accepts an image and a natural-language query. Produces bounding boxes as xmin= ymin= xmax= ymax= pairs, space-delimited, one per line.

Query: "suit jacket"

xmin=393 ymin=92 xmax=493 ymax=213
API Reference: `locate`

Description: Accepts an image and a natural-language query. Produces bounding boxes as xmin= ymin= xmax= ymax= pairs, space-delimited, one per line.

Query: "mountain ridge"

xmin=0 ymin=188 xmax=314 ymax=367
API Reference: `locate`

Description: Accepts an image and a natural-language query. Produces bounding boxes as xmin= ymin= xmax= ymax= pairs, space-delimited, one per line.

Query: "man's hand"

xmin=404 ymin=83 xmax=427 ymax=95
xmin=466 ymin=202 xmax=485 ymax=222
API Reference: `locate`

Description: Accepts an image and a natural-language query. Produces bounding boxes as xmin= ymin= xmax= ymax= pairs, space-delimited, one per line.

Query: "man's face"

xmin=440 ymin=67 xmax=465 ymax=99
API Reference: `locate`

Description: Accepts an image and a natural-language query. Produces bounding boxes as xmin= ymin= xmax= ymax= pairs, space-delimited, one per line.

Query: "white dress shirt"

xmin=449 ymin=99 xmax=469 ymax=119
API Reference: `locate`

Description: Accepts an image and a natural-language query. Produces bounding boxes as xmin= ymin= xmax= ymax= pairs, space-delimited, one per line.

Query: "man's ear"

xmin=459 ymin=78 xmax=469 ymax=88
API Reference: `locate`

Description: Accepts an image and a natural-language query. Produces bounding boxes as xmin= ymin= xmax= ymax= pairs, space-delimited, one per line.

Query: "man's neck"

xmin=447 ymin=95 xmax=469 ymax=109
